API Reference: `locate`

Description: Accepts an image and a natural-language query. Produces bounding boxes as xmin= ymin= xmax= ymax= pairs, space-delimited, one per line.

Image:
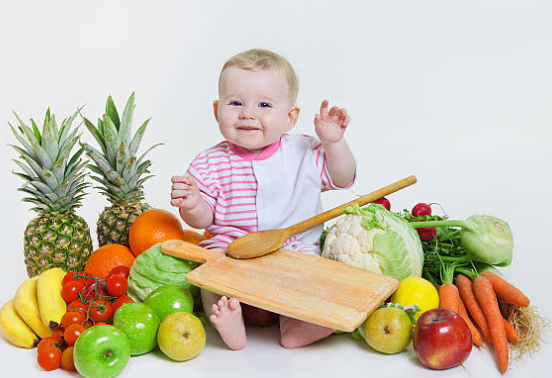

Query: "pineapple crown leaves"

xmin=80 ymin=92 xmax=163 ymax=206
xmin=8 ymin=107 xmax=91 ymax=215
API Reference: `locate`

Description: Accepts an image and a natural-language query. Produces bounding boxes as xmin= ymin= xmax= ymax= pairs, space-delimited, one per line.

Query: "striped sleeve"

xmin=312 ymin=140 xmax=355 ymax=191
xmin=186 ymin=155 xmax=218 ymax=212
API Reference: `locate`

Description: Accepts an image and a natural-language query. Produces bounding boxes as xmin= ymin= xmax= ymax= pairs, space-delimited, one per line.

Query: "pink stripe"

xmin=200 ymin=165 xmax=252 ymax=175
xmin=215 ymin=216 xmax=258 ymax=223
xmin=217 ymin=173 xmax=256 ymax=180
xmin=221 ymin=188 xmax=256 ymax=194
xmin=215 ymin=201 xmax=256 ymax=209
xmin=192 ymin=161 xmax=251 ymax=170
xmin=215 ymin=207 xmax=256 ymax=216
xmin=222 ymin=195 xmax=257 ymax=200
xmin=193 ymin=153 xmax=244 ymax=163
xmin=220 ymin=180 xmax=257 ymax=187
xmin=187 ymin=171 xmax=217 ymax=192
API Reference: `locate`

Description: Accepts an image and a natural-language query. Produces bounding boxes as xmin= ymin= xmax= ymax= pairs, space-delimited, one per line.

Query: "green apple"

xmin=73 ymin=325 xmax=131 ymax=378
xmin=143 ymin=285 xmax=194 ymax=321
xmin=157 ymin=312 xmax=206 ymax=361
xmin=113 ymin=302 xmax=160 ymax=355
xmin=358 ymin=307 xmax=413 ymax=354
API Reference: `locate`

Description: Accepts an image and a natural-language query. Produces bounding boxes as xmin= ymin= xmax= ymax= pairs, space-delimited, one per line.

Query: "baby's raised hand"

xmin=170 ymin=175 xmax=202 ymax=210
xmin=314 ymin=99 xmax=351 ymax=144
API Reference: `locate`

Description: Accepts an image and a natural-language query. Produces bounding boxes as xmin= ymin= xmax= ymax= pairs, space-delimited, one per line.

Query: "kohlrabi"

xmin=410 ymin=215 xmax=513 ymax=267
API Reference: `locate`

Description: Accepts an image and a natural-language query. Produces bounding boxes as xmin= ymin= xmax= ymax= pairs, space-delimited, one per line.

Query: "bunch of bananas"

xmin=0 ymin=268 xmax=66 ymax=348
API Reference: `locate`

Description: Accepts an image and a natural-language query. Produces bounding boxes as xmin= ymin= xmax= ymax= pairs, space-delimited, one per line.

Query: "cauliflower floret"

xmin=322 ymin=215 xmax=383 ymax=274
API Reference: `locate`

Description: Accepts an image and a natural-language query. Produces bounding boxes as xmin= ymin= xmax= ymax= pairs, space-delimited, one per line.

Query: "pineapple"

xmin=9 ymin=109 xmax=93 ymax=277
xmin=82 ymin=92 xmax=161 ymax=247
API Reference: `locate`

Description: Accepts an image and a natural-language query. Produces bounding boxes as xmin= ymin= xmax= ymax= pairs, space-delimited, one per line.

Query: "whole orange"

xmin=182 ymin=229 xmax=207 ymax=245
xmin=84 ymin=244 xmax=135 ymax=280
xmin=129 ymin=209 xmax=185 ymax=256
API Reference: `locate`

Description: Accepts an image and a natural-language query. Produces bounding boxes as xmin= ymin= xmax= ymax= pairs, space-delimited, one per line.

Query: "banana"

xmin=37 ymin=267 xmax=67 ymax=330
xmin=0 ymin=300 xmax=39 ymax=348
xmin=14 ymin=276 xmax=53 ymax=339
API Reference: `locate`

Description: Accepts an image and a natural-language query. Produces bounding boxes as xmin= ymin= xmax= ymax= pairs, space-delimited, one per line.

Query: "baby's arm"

xmin=314 ymin=100 xmax=356 ymax=187
xmin=170 ymin=175 xmax=214 ymax=229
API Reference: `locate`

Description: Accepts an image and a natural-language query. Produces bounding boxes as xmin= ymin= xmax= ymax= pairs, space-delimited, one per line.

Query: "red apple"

xmin=413 ymin=307 xmax=472 ymax=369
xmin=242 ymin=303 xmax=278 ymax=327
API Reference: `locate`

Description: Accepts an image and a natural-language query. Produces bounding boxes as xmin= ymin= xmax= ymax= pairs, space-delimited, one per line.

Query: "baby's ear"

xmin=286 ymin=106 xmax=300 ymax=132
xmin=213 ymin=100 xmax=219 ymax=122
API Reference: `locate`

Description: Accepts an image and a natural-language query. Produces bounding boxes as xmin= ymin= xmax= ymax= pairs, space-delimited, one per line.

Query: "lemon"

xmin=390 ymin=276 xmax=439 ymax=319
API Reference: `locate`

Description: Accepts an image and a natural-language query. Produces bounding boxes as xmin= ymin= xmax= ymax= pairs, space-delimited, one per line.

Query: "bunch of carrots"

xmin=438 ymin=270 xmax=530 ymax=374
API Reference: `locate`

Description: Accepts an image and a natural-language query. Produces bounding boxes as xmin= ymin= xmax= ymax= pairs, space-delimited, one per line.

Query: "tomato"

xmin=37 ymin=337 xmax=60 ymax=355
xmin=83 ymin=320 xmax=93 ymax=328
xmin=89 ymin=300 xmax=114 ymax=323
xmin=92 ymin=322 xmax=109 ymax=327
xmin=62 ymin=271 xmax=85 ymax=286
xmin=61 ymin=346 xmax=76 ymax=371
xmin=61 ymin=311 xmax=86 ymax=329
xmin=113 ymin=295 xmax=134 ymax=311
xmin=64 ymin=324 xmax=86 ymax=346
xmin=61 ymin=281 xmax=85 ymax=303
xmin=109 ymin=265 xmax=130 ymax=279
xmin=107 ymin=274 xmax=128 ymax=297
xmin=67 ymin=299 xmax=89 ymax=313
xmin=51 ymin=328 xmax=65 ymax=343
xmin=37 ymin=346 xmax=62 ymax=371
xmin=84 ymin=279 xmax=109 ymax=301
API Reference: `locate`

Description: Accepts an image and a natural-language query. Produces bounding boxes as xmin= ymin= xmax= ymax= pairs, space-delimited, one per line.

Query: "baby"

xmin=170 ymin=48 xmax=356 ymax=350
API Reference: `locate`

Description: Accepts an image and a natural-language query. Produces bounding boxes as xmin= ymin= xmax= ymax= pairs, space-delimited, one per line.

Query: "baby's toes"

xmin=228 ymin=298 xmax=240 ymax=310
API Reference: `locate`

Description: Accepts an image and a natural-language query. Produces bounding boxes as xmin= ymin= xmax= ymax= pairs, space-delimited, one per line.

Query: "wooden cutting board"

xmin=160 ymin=240 xmax=398 ymax=332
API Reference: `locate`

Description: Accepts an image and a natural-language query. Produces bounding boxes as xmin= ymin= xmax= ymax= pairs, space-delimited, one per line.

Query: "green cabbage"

xmin=322 ymin=203 xmax=424 ymax=281
xmin=127 ymin=243 xmax=199 ymax=302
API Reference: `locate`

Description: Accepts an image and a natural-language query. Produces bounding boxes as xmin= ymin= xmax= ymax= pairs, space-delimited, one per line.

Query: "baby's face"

xmin=214 ymin=66 xmax=298 ymax=154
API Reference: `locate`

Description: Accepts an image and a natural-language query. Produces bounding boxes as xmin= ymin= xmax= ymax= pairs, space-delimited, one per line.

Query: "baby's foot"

xmin=210 ymin=296 xmax=246 ymax=350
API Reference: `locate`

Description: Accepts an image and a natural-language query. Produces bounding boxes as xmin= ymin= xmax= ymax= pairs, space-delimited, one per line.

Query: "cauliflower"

xmin=322 ymin=204 xmax=424 ymax=281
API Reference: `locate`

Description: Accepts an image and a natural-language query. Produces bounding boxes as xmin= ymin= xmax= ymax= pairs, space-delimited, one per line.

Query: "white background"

xmin=1 ymin=1 xmax=551 ymax=377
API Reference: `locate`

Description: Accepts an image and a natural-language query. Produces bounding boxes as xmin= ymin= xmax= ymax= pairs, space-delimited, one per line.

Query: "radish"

xmin=412 ymin=203 xmax=432 ymax=217
xmin=371 ymin=197 xmax=391 ymax=211
xmin=416 ymin=227 xmax=437 ymax=241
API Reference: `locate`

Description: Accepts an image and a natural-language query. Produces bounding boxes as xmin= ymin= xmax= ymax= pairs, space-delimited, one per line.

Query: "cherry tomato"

xmin=51 ymin=328 xmax=65 ymax=343
xmin=61 ymin=281 xmax=85 ymax=303
xmin=37 ymin=346 xmax=62 ymax=371
xmin=371 ymin=197 xmax=391 ymax=211
xmin=83 ymin=320 xmax=93 ymax=328
xmin=113 ymin=295 xmax=134 ymax=311
xmin=84 ymin=279 xmax=109 ymax=301
xmin=64 ymin=324 xmax=86 ymax=346
xmin=92 ymin=322 xmax=109 ymax=327
xmin=61 ymin=346 xmax=76 ymax=371
xmin=62 ymin=271 xmax=85 ymax=286
xmin=89 ymin=300 xmax=114 ymax=323
xmin=109 ymin=265 xmax=130 ymax=279
xmin=107 ymin=275 xmax=128 ymax=297
xmin=412 ymin=203 xmax=432 ymax=217
xmin=67 ymin=299 xmax=89 ymax=313
xmin=61 ymin=311 xmax=86 ymax=329
xmin=37 ymin=337 xmax=60 ymax=355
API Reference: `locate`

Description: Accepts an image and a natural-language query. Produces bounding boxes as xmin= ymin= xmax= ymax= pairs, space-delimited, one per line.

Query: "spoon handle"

xmin=286 ymin=175 xmax=417 ymax=236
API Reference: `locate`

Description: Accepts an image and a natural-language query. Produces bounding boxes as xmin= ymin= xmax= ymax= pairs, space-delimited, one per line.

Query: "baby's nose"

xmin=239 ymin=104 xmax=257 ymax=119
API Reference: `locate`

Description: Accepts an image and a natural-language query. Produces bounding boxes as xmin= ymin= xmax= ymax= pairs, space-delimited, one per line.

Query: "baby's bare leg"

xmin=279 ymin=315 xmax=334 ymax=349
xmin=201 ymin=289 xmax=246 ymax=350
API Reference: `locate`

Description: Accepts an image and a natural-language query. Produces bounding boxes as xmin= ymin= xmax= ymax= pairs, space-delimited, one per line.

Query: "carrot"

xmin=474 ymin=276 xmax=509 ymax=374
xmin=481 ymin=271 xmax=530 ymax=307
xmin=503 ymin=318 xmax=519 ymax=343
xmin=456 ymin=274 xmax=491 ymax=343
xmin=457 ymin=296 xmax=483 ymax=348
xmin=439 ymin=283 xmax=460 ymax=313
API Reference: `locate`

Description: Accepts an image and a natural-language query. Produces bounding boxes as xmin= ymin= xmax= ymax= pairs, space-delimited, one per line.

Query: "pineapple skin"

xmin=96 ymin=202 xmax=151 ymax=247
xmin=24 ymin=214 xmax=93 ymax=278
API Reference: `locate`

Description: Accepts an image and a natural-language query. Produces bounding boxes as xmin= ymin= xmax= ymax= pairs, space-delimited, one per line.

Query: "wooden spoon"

xmin=226 ymin=175 xmax=417 ymax=259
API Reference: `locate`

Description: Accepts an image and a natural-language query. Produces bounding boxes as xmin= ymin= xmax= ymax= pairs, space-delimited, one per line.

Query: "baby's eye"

xmin=229 ymin=101 xmax=242 ymax=106
xmin=259 ymin=102 xmax=272 ymax=108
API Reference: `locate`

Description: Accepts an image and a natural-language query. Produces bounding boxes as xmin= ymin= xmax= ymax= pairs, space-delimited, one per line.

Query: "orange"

xmin=182 ymin=229 xmax=207 ymax=246
xmin=129 ymin=209 xmax=186 ymax=256
xmin=84 ymin=244 xmax=135 ymax=280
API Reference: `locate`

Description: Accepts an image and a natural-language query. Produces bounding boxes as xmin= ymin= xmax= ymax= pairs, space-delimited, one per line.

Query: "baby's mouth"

xmin=237 ymin=126 xmax=261 ymax=132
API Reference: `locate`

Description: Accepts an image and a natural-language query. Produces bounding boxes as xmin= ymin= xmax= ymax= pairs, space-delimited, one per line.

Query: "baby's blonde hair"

xmin=219 ymin=48 xmax=299 ymax=105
